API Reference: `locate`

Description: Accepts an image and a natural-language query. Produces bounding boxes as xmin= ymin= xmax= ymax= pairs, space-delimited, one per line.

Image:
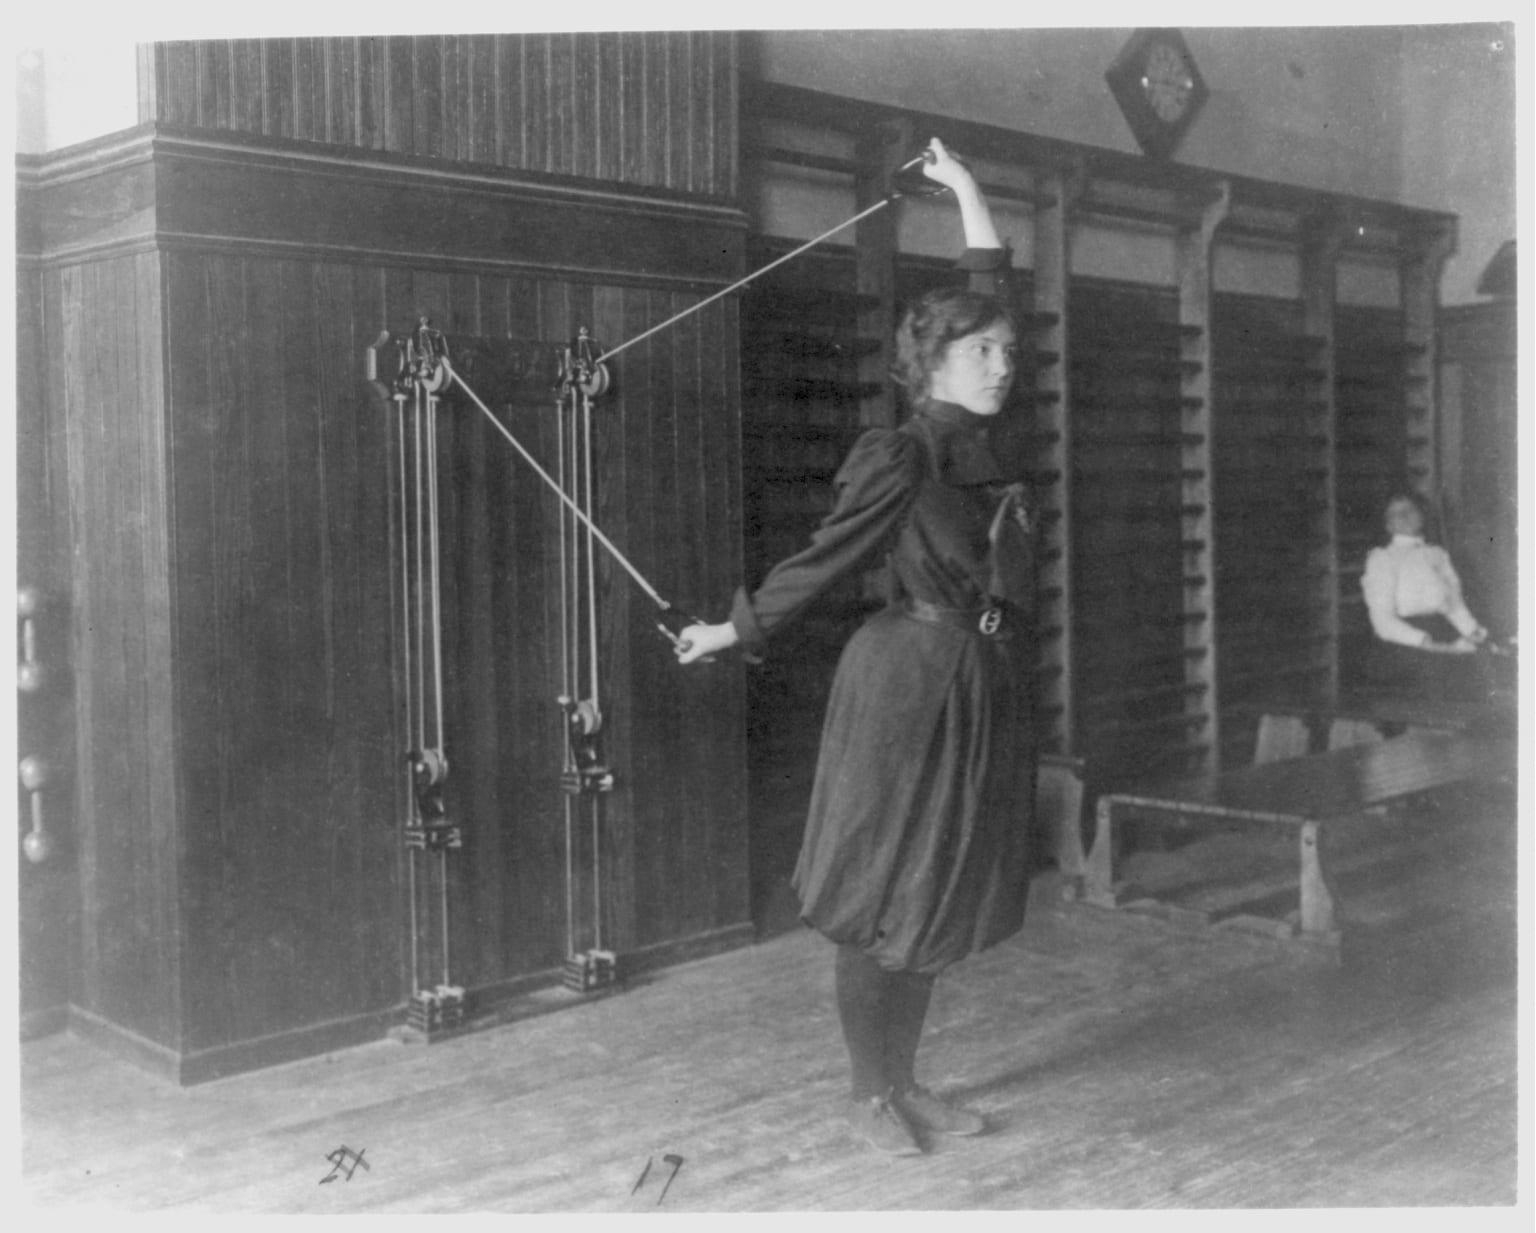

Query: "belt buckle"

xmin=978 ymin=607 xmax=1003 ymax=636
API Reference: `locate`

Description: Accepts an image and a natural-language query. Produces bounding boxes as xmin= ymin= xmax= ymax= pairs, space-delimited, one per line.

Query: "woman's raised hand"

xmin=921 ymin=137 xmax=974 ymax=191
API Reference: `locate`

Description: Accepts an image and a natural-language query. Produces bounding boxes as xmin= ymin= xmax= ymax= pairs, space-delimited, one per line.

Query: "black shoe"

xmin=848 ymin=1093 xmax=924 ymax=1156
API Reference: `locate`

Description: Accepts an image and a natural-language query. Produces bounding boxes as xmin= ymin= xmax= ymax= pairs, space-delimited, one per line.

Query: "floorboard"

xmin=18 ymin=787 xmax=1522 ymax=1213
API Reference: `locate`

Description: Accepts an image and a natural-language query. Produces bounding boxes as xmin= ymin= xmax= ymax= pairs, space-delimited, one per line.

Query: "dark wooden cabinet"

xmin=17 ymin=33 xmax=749 ymax=1083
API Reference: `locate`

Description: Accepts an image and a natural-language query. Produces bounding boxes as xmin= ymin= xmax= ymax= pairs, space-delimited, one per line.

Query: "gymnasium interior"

xmin=14 ymin=23 xmax=1523 ymax=1212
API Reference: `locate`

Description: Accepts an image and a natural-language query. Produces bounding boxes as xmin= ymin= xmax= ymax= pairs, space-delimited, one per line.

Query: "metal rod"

xmin=582 ymin=389 xmax=600 ymax=714
xmin=396 ymin=395 xmax=421 ymax=997
xmin=556 ymin=385 xmax=575 ymax=756
xmin=591 ymin=798 xmax=603 ymax=952
xmin=426 ymin=393 xmax=446 ymax=755
xmin=412 ymin=391 xmax=425 ymax=755
xmin=446 ymin=363 xmax=671 ymax=611
xmin=439 ymin=847 xmax=451 ymax=986
xmin=564 ymin=795 xmax=576 ymax=957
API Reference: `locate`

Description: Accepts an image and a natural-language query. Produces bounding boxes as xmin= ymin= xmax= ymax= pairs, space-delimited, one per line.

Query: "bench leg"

xmin=1082 ymin=797 xmax=1118 ymax=908
xmin=1254 ymin=714 xmax=1311 ymax=765
xmin=1297 ymin=820 xmax=1337 ymax=936
xmin=1039 ymin=762 xmax=1087 ymax=893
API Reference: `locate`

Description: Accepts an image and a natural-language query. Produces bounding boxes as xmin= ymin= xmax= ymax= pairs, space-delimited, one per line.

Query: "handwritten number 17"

xmin=631 ymin=1153 xmax=684 ymax=1205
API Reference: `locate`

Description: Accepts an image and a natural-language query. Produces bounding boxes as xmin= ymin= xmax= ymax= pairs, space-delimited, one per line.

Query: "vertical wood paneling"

xmin=230 ymin=41 xmax=264 ymax=133
xmin=144 ymin=33 xmax=738 ymax=197
xmin=59 ymin=254 xmax=180 ymax=1044
xmin=644 ymin=35 xmax=671 ymax=191
xmin=31 ymin=39 xmax=745 ymax=1066
xmin=668 ymin=36 xmax=693 ymax=192
xmin=265 ymin=39 xmax=294 ymax=139
xmin=356 ymin=37 xmax=386 ymax=151
xmin=168 ymin=251 xmax=409 ymax=1050
xmin=547 ymin=34 xmax=574 ymax=178
xmin=594 ymin=34 xmax=621 ymax=183
xmin=18 ymin=261 xmax=81 ymax=1032
xmin=411 ymin=37 xmax=443 ymax=160
xmin=467 ymin=37 xmax=496 ymax=164
xmin=203 ymin=41 xmax=231 ymax=131
xmin=521 ymin=39 xmax=550 ymax=174
xmin=327 ymin=38 xmax=356 ymax=148
xmin=619 ymin=36 xmax=646 ymax=187
xmin=441 ymin=37 xmax=468 ymax=165
xmin=291 ymin=38 xmax=324 ymax=142
xmin=714 ymin=34 xmax=738 ymax=199
xmin=158 ymin=42 xmax=199 ymax=126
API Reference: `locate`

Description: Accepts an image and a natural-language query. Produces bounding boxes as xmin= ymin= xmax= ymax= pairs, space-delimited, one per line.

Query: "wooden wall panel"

xmin=1211 ymin=294 xmax=1333 ymax=765
xmin=142 ymin=33 xmax=738 ymax=199
xmin=1068 ymin=282 xmax=1200 ymax=787
xmin=18 ymin=262 xmax=81 ymax=1037
xmin=20 ymin=101 xmax=746 ymax=1077
xmin=1439 ymin=300 xmax=1517 ymax=637
xmin=158 ymin=249 xmax=747 ymax=1054
xmin=53 ymin=253 xmax=182 ymax=1049
xmin=163 ymin=252 xmax=405 ymax=1053
xmin=1334 ymin=306 xmax=1411 ymax=689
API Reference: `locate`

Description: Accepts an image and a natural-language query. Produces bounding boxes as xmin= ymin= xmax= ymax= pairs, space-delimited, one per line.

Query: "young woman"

xmin=676 ymin=139 xmax=1039 ymax=1156
xmin=1360 ymin=491 xmax=1494 ymax=703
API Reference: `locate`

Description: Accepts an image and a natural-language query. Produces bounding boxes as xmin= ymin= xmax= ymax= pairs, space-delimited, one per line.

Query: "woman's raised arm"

xmin=921 ymin=137 xmax=1002 ymax=251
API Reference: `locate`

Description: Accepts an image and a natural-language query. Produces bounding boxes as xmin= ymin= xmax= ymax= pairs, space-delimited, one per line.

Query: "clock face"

xmin=1141 ymin=41 xmax=1194 ymax=123
xmin=1105 ymin=28 xmax=1210 ymax=160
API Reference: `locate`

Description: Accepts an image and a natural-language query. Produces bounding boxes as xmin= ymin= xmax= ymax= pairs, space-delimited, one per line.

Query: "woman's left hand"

xmin=675 ymin=620 xmax=739 ymax=665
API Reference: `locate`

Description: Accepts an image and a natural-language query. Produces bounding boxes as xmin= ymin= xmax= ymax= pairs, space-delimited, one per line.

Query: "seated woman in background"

xmin=1360 ymin=491 xmax=1494 ymax=703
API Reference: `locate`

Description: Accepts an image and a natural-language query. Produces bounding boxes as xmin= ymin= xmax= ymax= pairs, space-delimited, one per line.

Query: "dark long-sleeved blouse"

xmin=728 ymin=246 xmax=1024 ymax=651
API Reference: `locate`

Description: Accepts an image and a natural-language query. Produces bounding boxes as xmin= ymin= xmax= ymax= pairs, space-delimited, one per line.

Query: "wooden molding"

xmin=17 ymin=125 xmax=747 ymax=289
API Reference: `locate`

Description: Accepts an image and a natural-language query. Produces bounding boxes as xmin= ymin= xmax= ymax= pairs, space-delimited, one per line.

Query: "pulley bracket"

xmin=406 ymin=983 xmax=466 ymax=1035
xmin=562 ymin=949 xmax=620 ymax=993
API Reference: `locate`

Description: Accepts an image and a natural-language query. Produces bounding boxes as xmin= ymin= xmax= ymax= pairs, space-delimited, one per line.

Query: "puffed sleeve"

xmin=1361 ymin=547 xmax=1430 ymax=647
xmin=957 ymin=245 xmax=1013 ymax=299
xmin=730 ymin=429 xmax=924 ymax=653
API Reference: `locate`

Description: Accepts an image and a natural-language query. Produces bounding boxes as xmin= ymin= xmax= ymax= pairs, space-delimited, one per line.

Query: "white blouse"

xmin=1360 ymin=534 xmax=1483 ymax=647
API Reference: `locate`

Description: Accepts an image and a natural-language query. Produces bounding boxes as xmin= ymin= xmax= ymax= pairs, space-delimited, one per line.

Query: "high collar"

xmin=916 ymin=397 xmax=994 ymax=434
xmin=910 ymin=397 xmax=1003 ymax=485
xmin=1390 ymin=533 xmax=1427 ymax=547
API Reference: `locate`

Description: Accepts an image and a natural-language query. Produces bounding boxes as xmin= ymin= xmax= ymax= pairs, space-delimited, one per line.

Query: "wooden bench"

xmin=1248 ymin=690 xmax=1494 ymax=765
xmin=1080 ymin=730 xmax=1516 ymax=942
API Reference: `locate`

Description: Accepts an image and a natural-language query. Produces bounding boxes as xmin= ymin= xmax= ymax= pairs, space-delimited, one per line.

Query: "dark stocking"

xmin=834 ymin=944 xmax=936 ymax=1099
xmin=883 ymin=968 xmax=936 ymax=1092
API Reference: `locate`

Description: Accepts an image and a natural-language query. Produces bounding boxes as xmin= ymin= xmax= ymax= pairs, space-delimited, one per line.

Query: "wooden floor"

xmin=19 ymin=786 xmax=1523 ymax=1214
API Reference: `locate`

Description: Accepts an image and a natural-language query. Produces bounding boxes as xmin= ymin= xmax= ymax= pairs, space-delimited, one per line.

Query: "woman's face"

xmin=1385 ymin=497 xmax=1425 ymax=536
xmin=928 ymin=323 xmax=1017 ymax=416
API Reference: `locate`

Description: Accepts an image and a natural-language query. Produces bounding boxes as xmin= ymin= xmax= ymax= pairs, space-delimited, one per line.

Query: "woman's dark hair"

xmin=891 ymin=287 xmax=1016 ymax=394
xmin=1383 ymin=490 xmax=1427 ymax=518
xmin=1382 ymin=489 xmax=1438 ymax=541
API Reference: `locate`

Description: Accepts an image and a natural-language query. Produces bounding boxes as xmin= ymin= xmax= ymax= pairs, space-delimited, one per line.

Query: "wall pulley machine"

xmin=367 ymin=146 xmax=939 ymax=1038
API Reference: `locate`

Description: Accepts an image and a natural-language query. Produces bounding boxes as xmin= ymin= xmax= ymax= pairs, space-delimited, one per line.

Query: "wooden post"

xmin=1032 ymin=164 xmax=1080 ymax=760
xmin=1399 ymin=220 xmax=1456 ymax=505
xmin=1296 ymin=820 xmax=1337 ymax=937
xmin=1174 ymin=183 xmax=1230 ymax=774
xmin=1299 ymin=212 xmax=1345 ymax=707
xmin=853 ymin=117 xmax=910 ymax=428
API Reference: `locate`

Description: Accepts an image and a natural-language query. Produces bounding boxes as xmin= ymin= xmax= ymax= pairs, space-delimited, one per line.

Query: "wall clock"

xmin=1105 ymin=28 xmax=1209 ymax=160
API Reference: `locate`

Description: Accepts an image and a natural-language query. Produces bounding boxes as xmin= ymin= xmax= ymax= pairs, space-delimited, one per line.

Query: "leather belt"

xmin=900 ymin=598 xmax=1014 ymax=638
